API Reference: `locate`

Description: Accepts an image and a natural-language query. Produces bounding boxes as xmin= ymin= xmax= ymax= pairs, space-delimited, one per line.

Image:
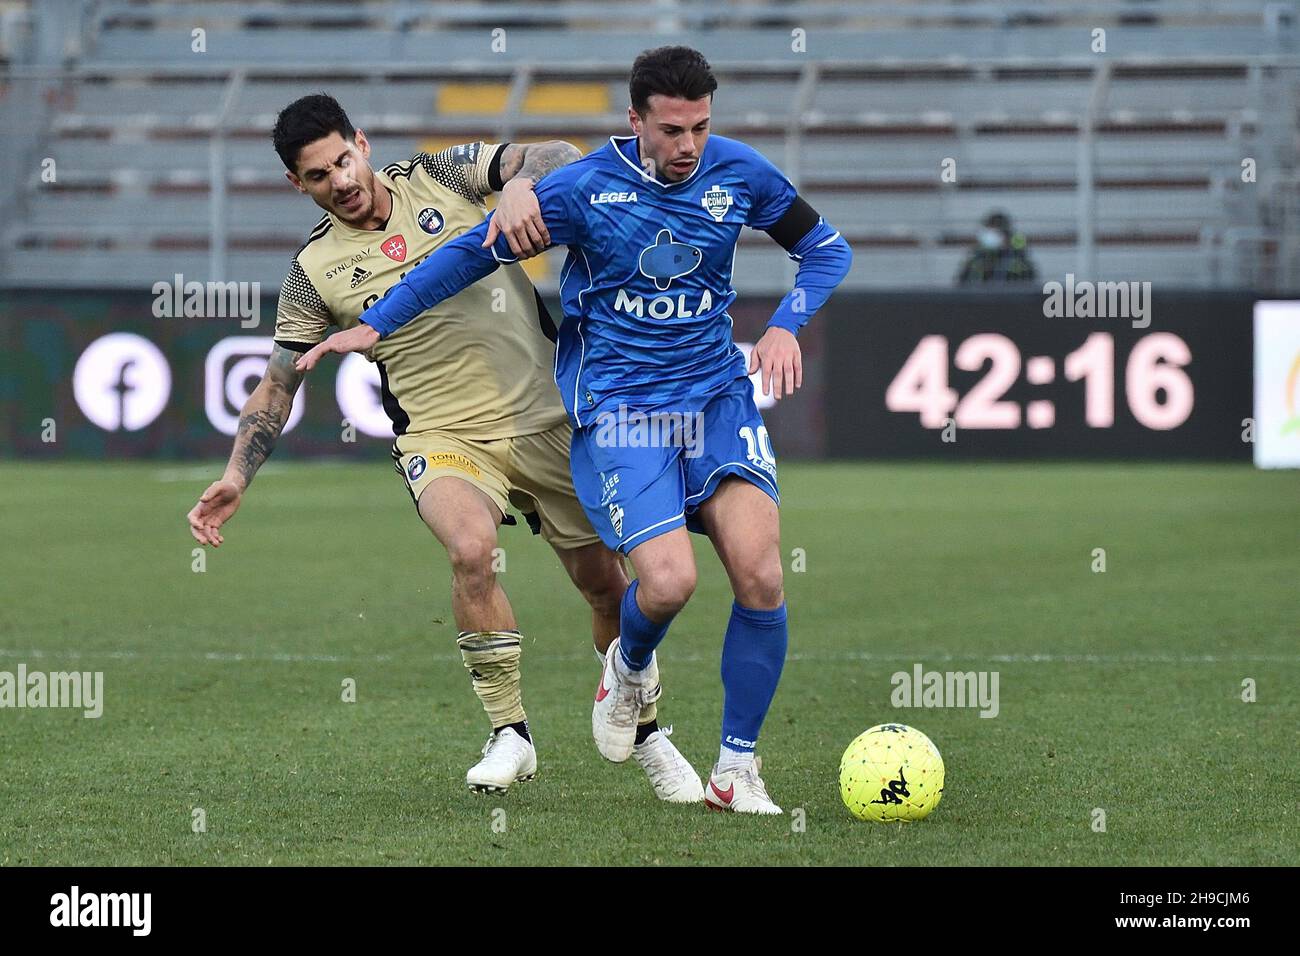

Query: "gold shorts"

xmin=392 ymin=420 xmax=599 ymax=550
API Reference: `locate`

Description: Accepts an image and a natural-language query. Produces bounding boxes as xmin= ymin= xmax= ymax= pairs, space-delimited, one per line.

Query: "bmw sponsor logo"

xmin=407 ymin=455 xmax=427 ymax=481
xmin=417 ymin=207 xmax=445 ymax=235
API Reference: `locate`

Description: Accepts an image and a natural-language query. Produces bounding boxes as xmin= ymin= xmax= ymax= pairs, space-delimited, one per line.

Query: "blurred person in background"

xmin=956 ymin=210 xmax=1037 ymax=283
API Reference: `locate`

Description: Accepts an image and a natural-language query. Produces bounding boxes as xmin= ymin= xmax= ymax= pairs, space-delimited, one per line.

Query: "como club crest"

xmin=382 ymin=234 xmax=407 ymax=262
xmin=701 ymin=184 xmax=733 ymax=222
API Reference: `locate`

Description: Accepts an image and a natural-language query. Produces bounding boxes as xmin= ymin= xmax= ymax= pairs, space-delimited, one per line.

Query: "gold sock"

xmin=638 ymin=651 xmax=660 ymax=725
xmin=457 ymin=631 xmax=526 ymax=728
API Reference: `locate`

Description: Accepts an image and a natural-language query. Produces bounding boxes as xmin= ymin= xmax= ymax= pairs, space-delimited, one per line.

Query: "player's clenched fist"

xmin=748 ymin=326 xmax=803 ymax=401
xmin=187 ymin=479 xmax=243 ymax=547
xmin=295 ymin=323 xmax=380 ymax=372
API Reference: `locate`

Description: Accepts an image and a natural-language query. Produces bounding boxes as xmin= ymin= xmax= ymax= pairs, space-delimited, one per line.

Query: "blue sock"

xmin=720 ymin=601 xmax=788 ymax=754
xmin=618 ymin=579 xmax=673 ymax=671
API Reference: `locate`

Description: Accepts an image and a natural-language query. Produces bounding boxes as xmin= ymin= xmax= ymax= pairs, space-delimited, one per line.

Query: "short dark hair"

xmin=272 ymin=93 xmax=356 ymax=171
xmin=983 ymin=210 xmax=1012 ymax=234
xmin=629 ymin=46 xmax=717 ymax=116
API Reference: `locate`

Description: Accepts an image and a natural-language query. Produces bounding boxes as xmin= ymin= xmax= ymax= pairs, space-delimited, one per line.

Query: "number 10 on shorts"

xmin=740 ymin=425 xmax=777 ymax=473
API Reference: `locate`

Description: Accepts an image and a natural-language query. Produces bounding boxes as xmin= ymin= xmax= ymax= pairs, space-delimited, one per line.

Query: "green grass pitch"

xmin=0 ymin=460 xmax=1296 ymax=866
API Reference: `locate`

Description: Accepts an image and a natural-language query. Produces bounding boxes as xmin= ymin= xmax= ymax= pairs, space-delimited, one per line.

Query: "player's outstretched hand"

xmin=295 ymin=324 xmax=380 ymax=372
xmin=187 ymin=479 xmax=242 ymax=547
xmin=483 ymin=177 xmax=550 ymax=259
xmin=749 ymin=326 xmax=803 ymax=401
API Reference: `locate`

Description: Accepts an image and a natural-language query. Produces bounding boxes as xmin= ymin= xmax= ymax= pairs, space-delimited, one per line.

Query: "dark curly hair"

xmin=629 ymin=46 xmax=717 ymax=116
xmin=272 ymin=93 xmax=356 ymax=171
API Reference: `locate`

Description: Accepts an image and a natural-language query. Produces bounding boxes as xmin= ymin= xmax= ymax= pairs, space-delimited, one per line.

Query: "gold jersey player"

xmin=186 ymin=94 xmax=702 ymax=802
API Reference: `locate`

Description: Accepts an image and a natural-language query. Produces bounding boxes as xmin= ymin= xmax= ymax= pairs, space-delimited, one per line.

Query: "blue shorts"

xmin=569 ymin=375 xmax=780 ymax=554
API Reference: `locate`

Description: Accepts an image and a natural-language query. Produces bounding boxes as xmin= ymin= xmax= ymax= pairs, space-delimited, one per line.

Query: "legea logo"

xmin=73 ymin=333 xmax=171 ymax=431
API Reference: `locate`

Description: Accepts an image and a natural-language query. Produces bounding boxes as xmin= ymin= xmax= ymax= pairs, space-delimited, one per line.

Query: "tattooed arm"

xmin=496 ymin=141 xmax=582 ymax=186
xmin=186 ymin=344 xmax=304 ymax=546
xmin=222 ymin=344 xmax=303 ymax=490
xmin=485 ymin=140 xmax=582 ymax=259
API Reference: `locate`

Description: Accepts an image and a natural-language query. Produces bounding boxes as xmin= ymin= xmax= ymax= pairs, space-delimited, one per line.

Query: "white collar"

xmin=607 ymin=134 xmax=703 ymax=189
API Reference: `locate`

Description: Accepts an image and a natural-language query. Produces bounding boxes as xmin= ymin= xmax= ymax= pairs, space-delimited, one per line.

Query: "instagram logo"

xmin=204 ymin=337 xmax=305 ymax=436
xmin=335 ymin=352 xmax=394 ymax=438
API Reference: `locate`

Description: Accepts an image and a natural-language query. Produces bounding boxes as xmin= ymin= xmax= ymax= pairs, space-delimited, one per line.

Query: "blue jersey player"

xmin=298 ymin=47 xmax=853 ymax=814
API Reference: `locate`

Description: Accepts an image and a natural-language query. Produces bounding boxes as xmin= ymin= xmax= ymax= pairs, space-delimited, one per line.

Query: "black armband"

xmin=765 ymin=195 xmax=822 ymax=252
xmin=274 ymin=340 xmax=316 ymax=354
xmin=488 ymin=143 xmax=511 ymax=193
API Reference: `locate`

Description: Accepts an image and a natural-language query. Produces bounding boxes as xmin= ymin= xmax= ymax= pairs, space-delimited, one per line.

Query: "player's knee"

xmin=585 ymin=586 xmax=623 ymax=621
xmin=445 ymin=534 xmax=498 ymax=588
xmin=735 ymin=560 xmax=784 ymax=610
xmin=564 ymin=547 xmax=627 ymax=617
xmin=638 ymin=564 xmax=696 ymax=617
xmin=576 ymin=570 xmax=624 ymax=618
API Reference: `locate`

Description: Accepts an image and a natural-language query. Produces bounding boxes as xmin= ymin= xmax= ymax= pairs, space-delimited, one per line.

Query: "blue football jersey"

xmin=534 ymin=134 xmax=797 ymax=425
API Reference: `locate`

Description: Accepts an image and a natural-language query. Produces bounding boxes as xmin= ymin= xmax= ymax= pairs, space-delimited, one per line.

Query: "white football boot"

xmin=633 ymin=727 xmax=705 ymax=803
xmin=592 ymin=637 xmax=661 ymax=762
xmin=465 ymin=726 xmax=537 ymax=793
xmin=703 ymin=755 xmax=783 ymax=815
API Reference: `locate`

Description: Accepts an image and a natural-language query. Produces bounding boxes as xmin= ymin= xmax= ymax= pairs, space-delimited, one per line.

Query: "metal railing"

xmin=3 ymin=54 xmax=1299 ymax=289
xmin=85 ymin=0 xmax=1300 ymax=32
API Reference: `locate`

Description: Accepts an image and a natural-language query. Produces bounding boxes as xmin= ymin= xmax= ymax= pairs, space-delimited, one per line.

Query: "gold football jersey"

xmin=274 ymin=142 xmax=568 ymax=440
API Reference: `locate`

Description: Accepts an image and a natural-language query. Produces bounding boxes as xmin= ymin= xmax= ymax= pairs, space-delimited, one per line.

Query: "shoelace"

xmin=609 ymin=648 xmax=661 ymax=708
xmin=480 ymin=731 xmax=524 ymax=760
xmin=738 ymin=766 xmax=773 ymax=802
xmin=607 ymin=672 xmax=650 ymax=726
xmin=638 ymin=730 xmax=696 ymax=785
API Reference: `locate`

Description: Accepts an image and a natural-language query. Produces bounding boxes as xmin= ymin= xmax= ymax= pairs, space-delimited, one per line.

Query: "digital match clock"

xmin=825 ymin=291 xmax=1254 ymax=460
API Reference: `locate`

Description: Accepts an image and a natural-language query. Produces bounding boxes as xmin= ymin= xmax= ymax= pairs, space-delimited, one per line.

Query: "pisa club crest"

xmin=417 ymin=208 xmax=445 ymax=235
xmin=382 ymin=235 xmax=407 ymax=262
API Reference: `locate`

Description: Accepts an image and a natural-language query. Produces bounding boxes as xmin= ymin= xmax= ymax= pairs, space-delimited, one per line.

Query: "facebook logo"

xmin=72 ymin=333 xmax=171 ymax=431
